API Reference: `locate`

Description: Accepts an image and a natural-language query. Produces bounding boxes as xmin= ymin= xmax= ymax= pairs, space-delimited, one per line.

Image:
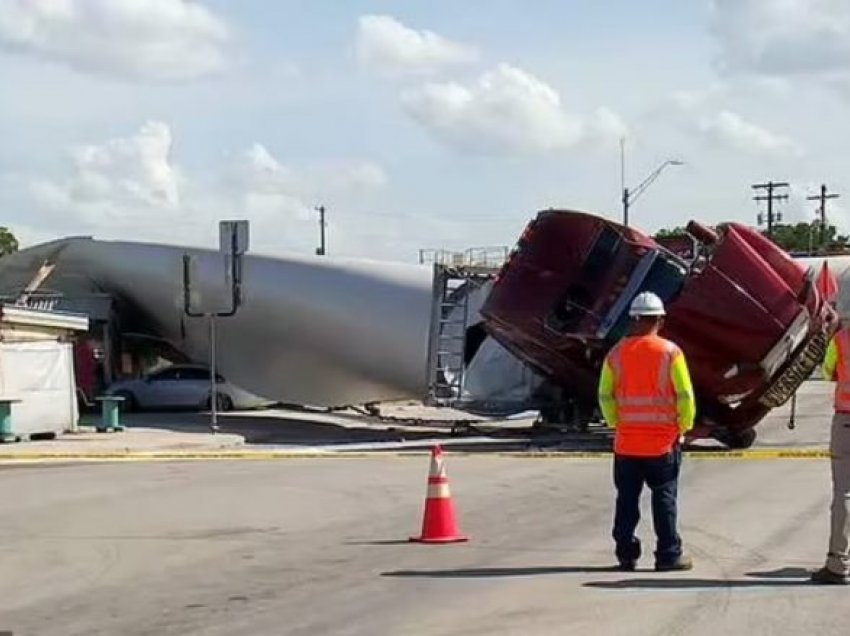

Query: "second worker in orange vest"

xmin=598 ymin=291 xmax=696 ymax=572
xmin=810 ymin=317 xmax=850 ymax=585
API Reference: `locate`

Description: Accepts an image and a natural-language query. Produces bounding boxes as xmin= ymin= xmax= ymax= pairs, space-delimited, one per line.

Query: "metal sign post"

xmin=183 ymin=220 xmax=250 ymax=434
xmin=209 ymin=313 xmax=218 ymax=431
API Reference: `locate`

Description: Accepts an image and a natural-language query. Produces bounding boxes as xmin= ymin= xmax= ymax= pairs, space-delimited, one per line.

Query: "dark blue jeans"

xmin=612 ymin=446 xmax=682 ymax=566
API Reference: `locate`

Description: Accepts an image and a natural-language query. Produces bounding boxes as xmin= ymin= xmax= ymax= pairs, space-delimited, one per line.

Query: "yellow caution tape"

xmin=498 ymin=448 xmax=831 ymax=460
xmin=0 ymin=451 xmax=368 ymax=461
xmin=686 ymin=448 xmax=831 ymax=459
xmin=0 ymin=447 xmax=831 ymax=463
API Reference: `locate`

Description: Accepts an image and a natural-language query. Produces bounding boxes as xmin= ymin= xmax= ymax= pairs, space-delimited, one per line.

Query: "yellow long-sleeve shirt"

xmin=823 ymin=336 xmax=838 ymax=382
xmin=597 ymin=347 xmax=696 ymax=434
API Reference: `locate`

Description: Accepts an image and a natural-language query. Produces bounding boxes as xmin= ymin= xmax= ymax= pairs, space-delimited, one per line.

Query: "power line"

xmin=323 ymin=210 xmax=530 ymax=223
xmin=752 ymin=181 xmax=789 ymax=239
xmin=807 ymin=184 xmax=840 ymax=247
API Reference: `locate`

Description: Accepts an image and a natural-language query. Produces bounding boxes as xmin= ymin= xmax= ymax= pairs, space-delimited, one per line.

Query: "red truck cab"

xmin=481 ymin=209 xmax=837 ymax=448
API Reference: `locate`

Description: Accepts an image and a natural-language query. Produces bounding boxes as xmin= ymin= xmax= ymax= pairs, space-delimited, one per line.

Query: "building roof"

xmin=0 ymin=304 xmax=89 ymax=332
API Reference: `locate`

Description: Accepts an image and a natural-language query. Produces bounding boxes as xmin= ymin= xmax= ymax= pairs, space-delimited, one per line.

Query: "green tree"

xmin=0 ymin=227 xmax=18 ymax=257
xmin=653 ymin=222 xmax=850 ymax=255
xmin=654 ymin=227 xmax=688 ymax=239
xmin=767 ymin=222 xmax=849 ymax=253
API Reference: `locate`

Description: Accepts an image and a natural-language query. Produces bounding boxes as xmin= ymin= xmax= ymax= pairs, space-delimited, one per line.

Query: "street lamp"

xmin=622 ymin=159 xmax=685 ymax=227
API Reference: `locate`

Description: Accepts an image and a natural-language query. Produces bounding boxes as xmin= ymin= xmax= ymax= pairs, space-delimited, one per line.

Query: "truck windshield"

xmin=544 ymin=224 xmax=687 ymax=341
xmin=604 ymin=255 xmax=687 ymax=343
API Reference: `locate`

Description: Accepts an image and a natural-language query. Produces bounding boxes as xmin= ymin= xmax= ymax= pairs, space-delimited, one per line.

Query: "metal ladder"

xmin=426 ymin=264 xmax=499 ymax=408
xmin=431 ymin=271 xmax=470 ymax=404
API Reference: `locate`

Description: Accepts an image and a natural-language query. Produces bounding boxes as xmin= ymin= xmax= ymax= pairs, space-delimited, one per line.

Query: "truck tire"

xmin=715 ymin=427 xmax=757 ymax=450
xmin=534 ymin=401 xmax=573 ymax=430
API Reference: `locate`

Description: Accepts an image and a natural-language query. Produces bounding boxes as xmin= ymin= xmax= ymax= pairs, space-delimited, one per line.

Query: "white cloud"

xmin=2 ymin=123 xmax=388 ymax=255
xmin=74 ymin=121 xmax=180 ymax=206
xmin=658 ymin=91 xmax=802 ymax=157
xmin=667 ymin=86 xmax=725 ymax=111
xmin=698 ymin=110 xmax=801 ymax=156
xmin=781 ymin=183 xmax=824 ymax=225
xmin=235 ymin=144 xmax=387 ymax=197
xmin=711 ymin=0 xmax=850 ymax=78
xmin=356 ymin=14 xmax=478 ymax=77
xmin=11 ymin=121 xmax=183 ymax=233
xmin=0 ymin=0 xmax=230 ymax=81
xmin=401 ymin=64 xmax=593 ymax=154
xmin=587 ymin=107 xmax=630 ymax=146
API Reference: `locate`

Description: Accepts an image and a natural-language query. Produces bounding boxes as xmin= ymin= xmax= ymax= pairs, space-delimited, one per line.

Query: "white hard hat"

xmin=629 ymin=291 xmax=666 ymax=317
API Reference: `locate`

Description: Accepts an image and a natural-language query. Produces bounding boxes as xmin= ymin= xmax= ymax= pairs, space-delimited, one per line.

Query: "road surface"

xmin=0 ymin=453 xmax=842 ymax=635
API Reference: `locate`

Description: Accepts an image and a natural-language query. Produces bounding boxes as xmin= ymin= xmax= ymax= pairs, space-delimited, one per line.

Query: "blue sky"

xmin=0 ymin=0 xmax=848 ymax=261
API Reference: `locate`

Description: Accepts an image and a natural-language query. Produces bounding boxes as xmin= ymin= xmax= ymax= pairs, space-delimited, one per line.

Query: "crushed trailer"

xmin=478 ymin=209 xmax=838 ymax=448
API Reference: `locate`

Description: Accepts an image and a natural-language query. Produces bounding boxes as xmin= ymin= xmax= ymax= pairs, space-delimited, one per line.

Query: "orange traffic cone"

xmin=410 ymin=445 xmax=468 ymax=543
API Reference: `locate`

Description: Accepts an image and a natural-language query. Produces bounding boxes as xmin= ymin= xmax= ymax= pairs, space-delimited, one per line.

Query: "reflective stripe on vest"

xmin=835 ymin=329 xmax=850 ymax=413
xmin=610 ymin=346 xmax=678 ymax=425
xmin=609 ymin=337 xmax=680 ymax=457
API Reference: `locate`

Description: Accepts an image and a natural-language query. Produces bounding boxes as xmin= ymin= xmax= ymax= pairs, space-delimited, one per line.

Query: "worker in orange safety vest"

xmin=598 ymin=291 xmax=696 ymax=572
xmin=811 ymin=310 xmax=850 ymax=585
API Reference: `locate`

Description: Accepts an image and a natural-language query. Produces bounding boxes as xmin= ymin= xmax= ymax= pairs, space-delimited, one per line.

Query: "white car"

xmin=106 ymin=364 xmax=271 ymax=412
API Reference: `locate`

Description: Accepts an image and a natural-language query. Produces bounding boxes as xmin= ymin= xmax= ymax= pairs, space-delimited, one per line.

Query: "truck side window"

xmin=583 ymin=226 xmax=620 ymax=281
xmin=548 ymin=284 xmax=594 ymax=334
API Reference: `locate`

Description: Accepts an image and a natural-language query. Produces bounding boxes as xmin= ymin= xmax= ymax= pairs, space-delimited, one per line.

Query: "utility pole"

xmin=752 ymin=181 xmax=789 ymax=239
xmin=315 ymin=205 xmax=327 ymax=256
xmin=807 ymin=184 xmax=840 ymax=248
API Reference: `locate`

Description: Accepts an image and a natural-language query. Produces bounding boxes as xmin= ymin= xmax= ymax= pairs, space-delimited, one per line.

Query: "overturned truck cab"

xmin=480 ymin=210 xmax=838 ymax=448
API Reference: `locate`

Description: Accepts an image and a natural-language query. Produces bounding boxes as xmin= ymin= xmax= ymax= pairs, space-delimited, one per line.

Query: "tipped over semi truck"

xmin=479 ymin=210 xmax=838 ymax=448
xmin=0 ymin=213 xmax=837 ymax=450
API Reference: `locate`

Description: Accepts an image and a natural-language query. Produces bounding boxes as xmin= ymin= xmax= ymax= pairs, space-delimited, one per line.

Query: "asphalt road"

xmin=749 ymin=379 xmax=833 ymax=448
xmin=0 ymin=447 xmax=844 ymax=635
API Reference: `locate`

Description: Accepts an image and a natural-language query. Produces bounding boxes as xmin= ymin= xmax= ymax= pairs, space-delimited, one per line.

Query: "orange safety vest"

xmin=834 ymin=329 xmax=850 ymax=413
xmin=608 ymin=335 xmax=681 ymax=457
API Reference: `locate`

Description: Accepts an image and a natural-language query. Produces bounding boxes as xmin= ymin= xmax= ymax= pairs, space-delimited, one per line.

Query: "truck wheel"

xmin=534 ymin=403 xmax=569 ymax=430
xmin=724 ymin=428 xmax=757 ymax=450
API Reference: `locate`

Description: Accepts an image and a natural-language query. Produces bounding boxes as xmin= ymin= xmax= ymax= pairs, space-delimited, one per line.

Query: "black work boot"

xmin=614 ymin=538 xmax=641 ymax=572
xmin=810 ymin=567 xmax=848 ymax=585
xmin=655 ymin=554 xmax=693 ymax=572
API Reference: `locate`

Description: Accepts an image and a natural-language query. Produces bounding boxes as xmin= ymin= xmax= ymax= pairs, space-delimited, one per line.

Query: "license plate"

xmin=759 ymin=329 xmax=828 ymax=408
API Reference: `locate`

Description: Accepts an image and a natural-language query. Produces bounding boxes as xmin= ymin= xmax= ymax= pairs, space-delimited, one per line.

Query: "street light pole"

xmin=622 ymin=186 xmax=631 ymax=228
xmin=620 ymin=150 xmax=684 ymax=227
